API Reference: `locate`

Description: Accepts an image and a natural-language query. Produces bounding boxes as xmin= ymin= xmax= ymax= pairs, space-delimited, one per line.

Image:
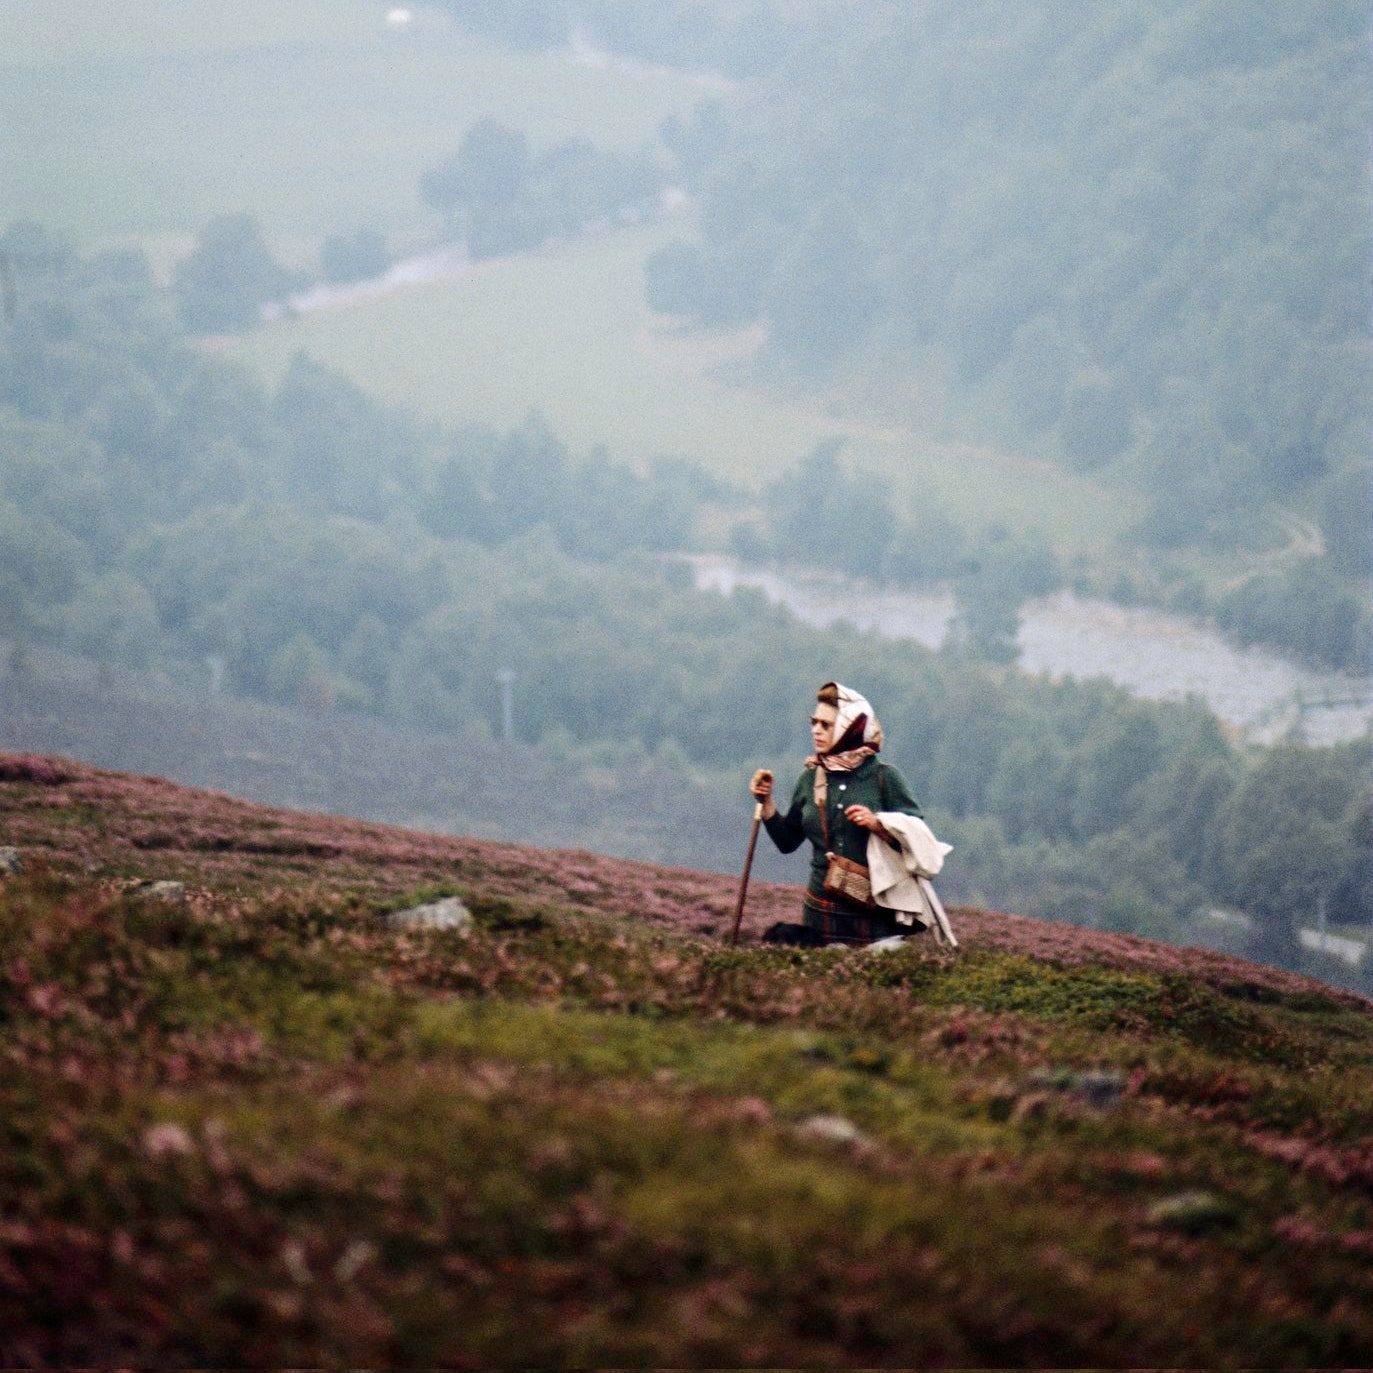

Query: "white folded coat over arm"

xmin=867 ymin=813 xmax=959 ymax=947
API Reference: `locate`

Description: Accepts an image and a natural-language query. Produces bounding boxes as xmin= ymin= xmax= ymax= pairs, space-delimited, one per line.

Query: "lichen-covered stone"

xmin=1147 ymin=1190 xmax=1237 ymax=1234
xmin=386 ymin=896 xmax=473 ymax=934
xmin=134 ymin=879 xmax=188 ymax=903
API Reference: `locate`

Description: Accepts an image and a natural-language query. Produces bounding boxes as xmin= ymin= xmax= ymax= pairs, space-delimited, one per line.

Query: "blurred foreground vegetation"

xmin=2 ymin=760 xmax=1373 ymax=1365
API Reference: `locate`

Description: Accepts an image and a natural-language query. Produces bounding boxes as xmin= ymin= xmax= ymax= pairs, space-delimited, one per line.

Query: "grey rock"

xmin=134 ymin=879 xmax=187 ymax=903
xmin=1028 ymin=1066 xmax=1125 ymax=1108
xmin=0 ymin=847 xmax=22 ymax=875
xmin=862 ymin=934 xmax=909 ymax=954
xmin=386 ymin=896 xmax=473 ymax=935
xmin=795 ymin=1113 xmax=870 ymax=1148
xmin=1075 ymin=1068 xmax=1126 ymax=1107
xmin=1147 ymin=1189 xmax=1237 ymax=1234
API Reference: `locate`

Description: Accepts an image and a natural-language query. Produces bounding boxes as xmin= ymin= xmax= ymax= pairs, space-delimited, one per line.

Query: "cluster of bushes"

xmin=170 ymin=215 xmax=395 ymax=336
xmin=159 ymin=0 xmax=1371 ymax=678
xmin=0 ymin=222 xmax=712 ymax=627
xmin=420 ymin=119 xmax=666 ymax=260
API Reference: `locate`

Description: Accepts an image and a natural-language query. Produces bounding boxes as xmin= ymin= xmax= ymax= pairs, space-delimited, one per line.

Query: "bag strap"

xmin=819 ymin=763 xmax=888 ymax=852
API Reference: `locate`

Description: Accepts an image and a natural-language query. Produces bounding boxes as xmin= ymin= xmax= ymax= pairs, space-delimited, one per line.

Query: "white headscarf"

xmin=809 ymin=682 xmax=883 ymax=810
xmin=822 ymin=682 xmax=883 ymax=758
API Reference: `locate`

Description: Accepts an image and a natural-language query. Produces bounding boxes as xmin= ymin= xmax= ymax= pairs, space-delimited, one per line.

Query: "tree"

xmin=1329 ymin=795 xmax=1373 ymax=928
xmin=1239 ymin=814 xmax=1347 ymax=966
xmin=0 ymin=499 xmax=91 ymax=613
xmin=1060 ymin=375 xmax=1133 ymax=469
xmin=272 ymin=354 xmax=401 ymax=519
xmin=765 ymin=438 xmax=897 ymax=579
xmin=984 ymin=737 xmax=1072 ymax=842
xmin=634 ymin=0 xmax=1372 ymax=572
xmin=1217 ymin=559 xmax=1372 ymax=672
xmin=947 ymin=577 xmax=1022 ymax=664
xmin=59 ymin=572 xmax=161 ymax=668
xmin=1211 ymin=744 xmax=1363 ymax=962
xmin=320 ymin=228 xmax=389 ymax=284
xmin=945 ymin=526 xmax=1060 ymax=665
xmin=1320 ymin=464 xmax=1373 ymax=579
xmin=1069 ymin=710 xmax=1163 ymax=837
xmin=172 ymin=215 xmax=296 ymax=334
xmin=420 ymin=121 xmax=531 ymax=218
xmin=764 ymin=209 xmax=880 ymax=362
xmin=266 ymin=631 xmax=333 ymax=710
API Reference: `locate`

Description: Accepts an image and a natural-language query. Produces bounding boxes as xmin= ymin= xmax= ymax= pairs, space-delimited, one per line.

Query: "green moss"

xmin=465 ymin=893 xmax=551 ymax=933
xmin=6 ymin=865 xmax=1373 ymax=1365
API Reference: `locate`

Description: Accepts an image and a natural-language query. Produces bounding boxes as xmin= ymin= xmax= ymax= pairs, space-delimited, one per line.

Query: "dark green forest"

xmin=1 ymin=228 xmax=1368 ymax=984
xmin=639 ymin=0 xmax=1372 ymax=668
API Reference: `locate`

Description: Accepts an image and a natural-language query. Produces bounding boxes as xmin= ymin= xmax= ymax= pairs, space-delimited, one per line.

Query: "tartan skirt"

xmin=801 ymin=889 xmax=907 ymax=946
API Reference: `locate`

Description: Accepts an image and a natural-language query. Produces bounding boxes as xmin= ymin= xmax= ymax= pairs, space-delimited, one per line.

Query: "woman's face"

xmin=810 ymin=701 xmax=838 ymax=753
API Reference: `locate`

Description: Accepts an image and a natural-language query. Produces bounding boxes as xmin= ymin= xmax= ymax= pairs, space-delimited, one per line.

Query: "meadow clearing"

xmin=1 ymin=0 xmax=702 ymax=264
xmin=221 ymin=222 xmax=1138 ymax=550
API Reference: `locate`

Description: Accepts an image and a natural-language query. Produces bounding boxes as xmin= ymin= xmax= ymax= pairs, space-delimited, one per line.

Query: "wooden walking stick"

xmin=727 ymin=798 xmax=765 ymax=947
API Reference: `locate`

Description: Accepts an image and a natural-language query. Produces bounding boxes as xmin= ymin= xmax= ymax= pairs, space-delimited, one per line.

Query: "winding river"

xmin=686 ymin=555 xmax=1373 ymax=746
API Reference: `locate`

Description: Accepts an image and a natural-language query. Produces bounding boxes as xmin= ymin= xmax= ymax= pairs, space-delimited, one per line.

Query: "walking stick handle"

xmin=727 ymin=802 xmax=765 ymax=946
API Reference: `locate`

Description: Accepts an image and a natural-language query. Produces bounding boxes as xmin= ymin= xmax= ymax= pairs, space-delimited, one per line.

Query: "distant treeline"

xmin=0 ymin=226 xmax=1368 ymax=975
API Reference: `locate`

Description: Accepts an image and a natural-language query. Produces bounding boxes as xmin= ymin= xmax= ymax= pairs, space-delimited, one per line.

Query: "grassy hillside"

xmin=3 ymin=753 xmax=1373 ymax=1364
xmin=0 ymin=636 xmax=772 ymax=877
xmin=0 ymin=0 xmax=701 ymax=259
xmin=221 ymin=223 xmax=1139 ymax=551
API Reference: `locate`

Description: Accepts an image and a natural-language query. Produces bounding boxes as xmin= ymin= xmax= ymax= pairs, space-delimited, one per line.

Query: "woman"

xmin=750 ymin=681 xmax=925 ymax=946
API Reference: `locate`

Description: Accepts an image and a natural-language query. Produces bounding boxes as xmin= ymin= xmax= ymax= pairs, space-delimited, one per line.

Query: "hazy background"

xmin=1 ymin=0 xmax=1369 ymax=984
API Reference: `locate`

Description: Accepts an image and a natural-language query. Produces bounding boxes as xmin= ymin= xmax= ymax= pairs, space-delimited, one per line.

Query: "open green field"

xmin=8 ymin=0 xmax=1138 ymax=552
xmin=0 ymin=0 xmax=703 ymax=261
xmin=222 ymin=221 xmax=1139 ymax=549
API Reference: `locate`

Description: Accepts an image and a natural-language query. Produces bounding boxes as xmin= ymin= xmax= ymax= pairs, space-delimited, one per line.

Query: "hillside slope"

xmin=3 ymin=754 xmax=1373 ymax=1365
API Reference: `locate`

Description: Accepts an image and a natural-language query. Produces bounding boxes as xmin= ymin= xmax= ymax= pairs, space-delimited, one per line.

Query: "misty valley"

xmin=1 ymin=1 xmax=1372 ymax=1364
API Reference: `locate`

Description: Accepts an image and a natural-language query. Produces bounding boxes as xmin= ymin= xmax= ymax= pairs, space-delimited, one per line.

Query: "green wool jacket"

xmin=763 ymin=755 xmax=924 ymax=900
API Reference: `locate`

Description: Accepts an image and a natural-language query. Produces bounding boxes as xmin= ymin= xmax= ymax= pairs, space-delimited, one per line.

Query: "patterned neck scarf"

xmin=806 ymin=682 xmax=882 ymax=810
